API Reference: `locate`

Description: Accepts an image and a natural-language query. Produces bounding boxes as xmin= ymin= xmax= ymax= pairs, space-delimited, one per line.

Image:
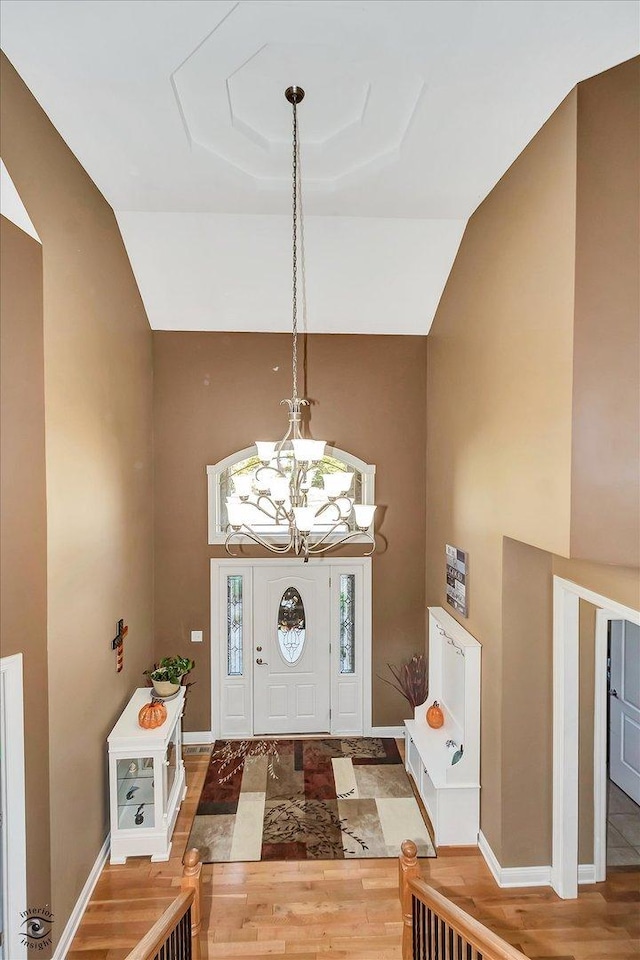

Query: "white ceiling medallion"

xmin=171 ymin=1 xmax=426 ymax=188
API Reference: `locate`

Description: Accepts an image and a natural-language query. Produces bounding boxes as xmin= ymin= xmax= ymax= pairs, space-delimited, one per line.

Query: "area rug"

xmin=187 ymin=737 xmax=435 ymax=862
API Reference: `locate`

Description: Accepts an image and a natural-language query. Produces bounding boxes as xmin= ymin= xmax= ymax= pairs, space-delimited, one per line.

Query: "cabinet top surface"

xmin=108 ymin=687 xmax=185 ymax=748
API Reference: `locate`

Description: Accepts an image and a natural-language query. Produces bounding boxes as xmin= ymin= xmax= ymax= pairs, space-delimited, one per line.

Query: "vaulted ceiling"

xmin=1 ymin=1 xmax=638 ymax=333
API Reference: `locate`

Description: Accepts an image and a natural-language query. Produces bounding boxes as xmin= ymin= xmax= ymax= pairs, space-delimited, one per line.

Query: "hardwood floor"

xmin=68 ymin=749 xmax=640 ymax=960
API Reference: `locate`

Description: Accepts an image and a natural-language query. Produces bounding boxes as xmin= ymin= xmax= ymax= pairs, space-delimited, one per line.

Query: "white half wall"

xmin=115 ymin=211 xmax=466 ymax=335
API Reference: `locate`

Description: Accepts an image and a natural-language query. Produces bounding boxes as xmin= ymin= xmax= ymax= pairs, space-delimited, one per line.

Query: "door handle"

xmin=256 ymin=657 xmax=268 ymax=665
xmin=611 ymin=688 xmax=619 ymax=698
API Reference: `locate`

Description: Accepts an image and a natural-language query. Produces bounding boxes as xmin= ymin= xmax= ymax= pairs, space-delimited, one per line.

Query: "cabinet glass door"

xmin=116 ymin=757 xmax=155 ymax=829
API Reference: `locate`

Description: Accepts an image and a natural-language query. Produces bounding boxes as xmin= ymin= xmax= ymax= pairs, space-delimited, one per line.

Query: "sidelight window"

xmin=226 ymin=574 xmax=243 ymax=676
xmin=339 ymin=574 xmax=356 ymax=674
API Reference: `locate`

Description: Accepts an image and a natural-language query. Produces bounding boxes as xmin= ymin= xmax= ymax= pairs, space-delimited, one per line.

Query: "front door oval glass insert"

xmin=277 ymin=587 xmax=306 ymax=664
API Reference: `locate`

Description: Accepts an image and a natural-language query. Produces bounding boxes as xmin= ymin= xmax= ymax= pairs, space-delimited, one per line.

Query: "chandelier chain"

xmin=223 ymin=84 xmax=376 ymax=561
xmin=291 ymin=92 xmax=298 ymax=401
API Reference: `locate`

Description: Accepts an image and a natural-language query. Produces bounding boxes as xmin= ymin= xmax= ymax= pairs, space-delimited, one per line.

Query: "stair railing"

xmin=399 ymin=840 xmax=528 ymax=960
xmin=125 ymin=848 xmax=202 ymax=960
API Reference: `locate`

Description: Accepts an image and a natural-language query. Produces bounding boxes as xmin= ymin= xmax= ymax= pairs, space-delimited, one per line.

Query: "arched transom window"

xmin=207 ymin=445 xmax=375 ymax=544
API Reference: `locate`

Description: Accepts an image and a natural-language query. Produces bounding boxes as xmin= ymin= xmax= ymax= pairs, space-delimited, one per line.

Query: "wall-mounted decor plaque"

xmin=445 ymin=544 xmax=468 ymax=617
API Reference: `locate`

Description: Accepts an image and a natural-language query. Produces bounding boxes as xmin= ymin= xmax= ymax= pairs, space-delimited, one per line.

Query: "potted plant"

xmin=144 ymin=656 xmax=194 ymax=699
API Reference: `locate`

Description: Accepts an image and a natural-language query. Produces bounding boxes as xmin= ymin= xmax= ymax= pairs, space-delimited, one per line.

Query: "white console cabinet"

xmin=405 ymin=606 xmax=481 ymax=846
xmin=108 ymin=687 xmax=187 ymax=864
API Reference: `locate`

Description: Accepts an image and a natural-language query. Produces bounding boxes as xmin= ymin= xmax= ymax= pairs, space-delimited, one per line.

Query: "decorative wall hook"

xmin=435 ymin=623 xmax=466 ymax=657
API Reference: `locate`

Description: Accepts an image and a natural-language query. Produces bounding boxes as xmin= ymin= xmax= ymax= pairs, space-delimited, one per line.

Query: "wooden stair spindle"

xmin=122 ymin=891 xmax=193 ymax=960
xmin=399 ymin=839 xmax=530 ymax=960
xmin=399 ymin=839 xmax=420 ymax=960
xmin=181 ymin=847 xmax=202 ymax=959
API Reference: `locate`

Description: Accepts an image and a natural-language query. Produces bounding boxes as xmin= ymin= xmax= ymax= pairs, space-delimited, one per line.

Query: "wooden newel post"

xmin=182 ymin=848 xmax=202 ymax=959
xmin=399 ymin=839 xmax=420 ymax=960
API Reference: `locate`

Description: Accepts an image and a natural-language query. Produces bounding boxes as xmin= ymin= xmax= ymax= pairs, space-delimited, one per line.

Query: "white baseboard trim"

xmin=578 ymin=864 xmax=597 ymax=884
xmin=183 ymin=731 xmax=215 ymax=745
xmin=369 ymin=725 xmax=405 ymax=738
xmin=53 ymin=833 xmax=110 ymax=960
xmin=478 ymin=831 xmax=552 ymax=888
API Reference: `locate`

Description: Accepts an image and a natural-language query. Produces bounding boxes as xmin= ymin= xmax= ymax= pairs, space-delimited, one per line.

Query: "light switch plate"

xmin=190 ymin=630 xmax=203 ymax=643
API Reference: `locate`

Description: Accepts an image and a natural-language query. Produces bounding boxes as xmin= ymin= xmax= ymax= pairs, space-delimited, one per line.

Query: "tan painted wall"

xmin=0 ymin=216 xmax=51 ymax=922
xmin=153 ymin=331 xmax=427 ymax=730
xmin=571 ymin=58 xmax=640 ymax=567
xmin=426 ymin=93 xmax=578 ymax=861
xmin=1 ymin=54 xmax=154 ymax=949
xmin=553 ymin=557 xmax=640 ymax=610
xmin=501 ymin=539 xmax=553 ymax=866
xmin=426 ymin=60 xmax=640 ymax=868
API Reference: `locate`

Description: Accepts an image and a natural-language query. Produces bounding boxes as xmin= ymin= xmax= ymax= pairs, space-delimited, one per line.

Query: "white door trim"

xmin=552 ymin=576 xmax=640 ymax=899
xmin=211 ymin=557 xmax=372 ymax=740
xmin=593 ymin=608 xmax=611 ymax=883
xmin=0 ymin=653 xmax=27 ymax=959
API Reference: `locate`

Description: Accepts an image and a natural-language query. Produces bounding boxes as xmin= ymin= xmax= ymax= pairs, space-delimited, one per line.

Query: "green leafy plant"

xmin=144 ymin=656 xmax=194 ymax=685
xmin=378 ymin=654 xmax=427 ymax=709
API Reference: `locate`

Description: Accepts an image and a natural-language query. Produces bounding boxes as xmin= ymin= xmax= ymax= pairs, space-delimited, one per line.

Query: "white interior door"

xmin=610 ymin=620 xmax=640 ymax=804
xmin=253 ymin=566 xmax=331 ymax=735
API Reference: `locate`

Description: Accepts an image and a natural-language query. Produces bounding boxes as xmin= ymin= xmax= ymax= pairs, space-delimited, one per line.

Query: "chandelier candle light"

xmin=225 ymin=86 xmax=377 ymax=561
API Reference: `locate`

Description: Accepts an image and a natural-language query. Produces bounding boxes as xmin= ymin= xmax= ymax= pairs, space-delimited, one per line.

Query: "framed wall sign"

xmin=445 ymin=544 xmax=468 ymax=617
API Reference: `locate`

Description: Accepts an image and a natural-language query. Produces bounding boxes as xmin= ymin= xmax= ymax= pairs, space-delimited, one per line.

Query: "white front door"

xmin=610 ymin=620 xmax=640 ymax=804
xmin=253 ymin=566 xmax=331 ymax=735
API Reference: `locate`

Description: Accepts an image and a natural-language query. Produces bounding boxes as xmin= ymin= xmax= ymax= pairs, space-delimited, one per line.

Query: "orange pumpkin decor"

xmin=138 ymin=697 xmax=167 ymax=729
xmin=426 ymin=701 xmax=444 ymax=729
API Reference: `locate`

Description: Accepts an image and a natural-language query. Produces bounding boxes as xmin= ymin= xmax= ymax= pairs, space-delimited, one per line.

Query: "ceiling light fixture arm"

xmin=304 ymin=528 xmax=376 ymax=558
xmin=224 ymin=521 xmax=374 ymax=562
xmin=224 ymin=526 xmax=294 ymax=557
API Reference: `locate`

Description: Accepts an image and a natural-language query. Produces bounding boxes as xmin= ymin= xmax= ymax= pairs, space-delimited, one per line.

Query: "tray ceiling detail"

xmin=1 ymin=0 xmax=637 ymax=334
xmin=171 ymin=3 xmax=426 ymax=187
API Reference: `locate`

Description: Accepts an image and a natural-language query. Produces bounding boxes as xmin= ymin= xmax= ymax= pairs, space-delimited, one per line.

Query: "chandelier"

xmin=225 ymin=85 xmax=377 ymax=561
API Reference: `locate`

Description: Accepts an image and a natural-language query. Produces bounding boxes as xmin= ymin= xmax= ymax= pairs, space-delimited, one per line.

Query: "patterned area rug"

xmin=187 ymin=737 xmax=435 ymax=862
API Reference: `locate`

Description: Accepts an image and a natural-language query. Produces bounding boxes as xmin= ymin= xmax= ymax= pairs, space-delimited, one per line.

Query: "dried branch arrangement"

xmin=378 ymin=654 xmax=427 ymax=709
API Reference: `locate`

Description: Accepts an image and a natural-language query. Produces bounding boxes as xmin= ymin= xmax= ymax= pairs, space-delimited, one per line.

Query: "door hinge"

xmin=329 ymin=577 xmax=332 ymax=588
